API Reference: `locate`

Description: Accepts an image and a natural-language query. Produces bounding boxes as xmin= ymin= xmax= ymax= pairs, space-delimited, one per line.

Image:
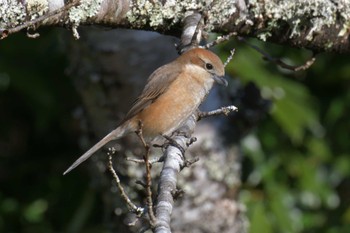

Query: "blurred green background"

xmin=0 ymin=29 xmax=349 ymax=233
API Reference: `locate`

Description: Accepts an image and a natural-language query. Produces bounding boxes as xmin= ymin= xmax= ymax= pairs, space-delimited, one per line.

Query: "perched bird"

xmin=64 ymin=48 xmax=227 ymax=175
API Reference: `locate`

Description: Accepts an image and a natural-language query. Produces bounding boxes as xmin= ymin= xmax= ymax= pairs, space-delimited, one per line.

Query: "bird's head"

xmin=179 ymin=48 xmax=227 ymax=86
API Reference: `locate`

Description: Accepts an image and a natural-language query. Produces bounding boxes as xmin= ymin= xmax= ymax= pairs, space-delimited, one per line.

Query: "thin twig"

xmin=205 ymin=32 xmax=237 ymax=49
xmin=126 ymin=156 xmax=164 ymax=164
xmin=1 ymin=0 xmax=81 ymax=39
xmin=136 ymin=121 xmax=156 ymax=226
xmin=292 ymin=57 xmax=316 ymax=71
xmin=238 ymin=36 xmax=316 ymax=71
xmin=224 ymin=48 xmax=236 ymax=67
xmin=136 ymin=121 xmax=149 ymax=150
xmin=144 ymin=151 xmax=156 ymax=225
xmin=198 ymin=105 xmax=238 ymax=121
xmin=26 ymin=29 xmax=40 ymax=38
xmin=107 ymin=153 xmax=144 ymax=216
xmin=186 ymin=137 xmax=197 ymax=146
xmin=182 ymin=157 xmax=200 ymax=169
xmin=171 ymin=189 xmax=185 ymax=200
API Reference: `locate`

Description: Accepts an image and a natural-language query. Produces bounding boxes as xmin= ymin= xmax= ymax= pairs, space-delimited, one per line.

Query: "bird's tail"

xmin=63 ymin=126 xmax=127 ymax=175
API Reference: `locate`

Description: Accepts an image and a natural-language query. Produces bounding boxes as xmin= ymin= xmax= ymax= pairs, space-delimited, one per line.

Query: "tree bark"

xmin=1 ymin=0 xmax=350 ymax=53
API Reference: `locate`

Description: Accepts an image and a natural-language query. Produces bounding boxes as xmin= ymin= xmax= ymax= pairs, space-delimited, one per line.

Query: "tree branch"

xmin=238 ymin=37 xmax=317 ymax=71
xmin=108 ymin=152 xmax=144 ymax=217
xmin=154 ymin=115 xmax=197 ymax=233
xmin=0 ymin=0 xmax=81 ymax=39
xmin=136 ymin=121 xmax=156 ymax=226
xmin=198 ymin=105 xmax=238 ymax=121
xmin=1 ymin=0 xmax=349 ymax=52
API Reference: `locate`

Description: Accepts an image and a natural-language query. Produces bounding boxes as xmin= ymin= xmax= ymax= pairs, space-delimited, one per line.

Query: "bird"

xmin=63 ymin=48 xmax=227 ymax=175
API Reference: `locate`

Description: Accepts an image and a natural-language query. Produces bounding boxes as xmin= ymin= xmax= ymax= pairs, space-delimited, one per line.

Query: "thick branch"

xmin=1 ymin=0 xmax=350 ymax=53
xmin=154 ymin=115 xmax=196 ymax=233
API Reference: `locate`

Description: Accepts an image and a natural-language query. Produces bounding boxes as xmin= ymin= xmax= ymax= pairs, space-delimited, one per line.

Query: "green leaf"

xmin=23 ymin=199 xmax=48 ymax=223
xmin=250 ymin=202 xmax=273 ymax=233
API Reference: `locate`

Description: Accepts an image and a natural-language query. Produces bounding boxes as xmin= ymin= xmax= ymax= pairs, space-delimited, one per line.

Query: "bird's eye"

xmin=205 ymin=63 xmax=213 ymax=70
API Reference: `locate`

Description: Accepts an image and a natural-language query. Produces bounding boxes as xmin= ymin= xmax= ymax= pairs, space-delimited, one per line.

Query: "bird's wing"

xmin=120 ymin=63 xmax=181 ymax=123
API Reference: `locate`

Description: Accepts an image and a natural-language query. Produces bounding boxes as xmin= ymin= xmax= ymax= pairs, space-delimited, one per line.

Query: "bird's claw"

xmin=163 ymin=135 xmax=186 ymax=156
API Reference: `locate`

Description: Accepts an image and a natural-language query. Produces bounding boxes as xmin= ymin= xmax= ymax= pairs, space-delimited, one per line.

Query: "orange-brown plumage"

xmin=64 ymin=48 xmax=227 ymax=175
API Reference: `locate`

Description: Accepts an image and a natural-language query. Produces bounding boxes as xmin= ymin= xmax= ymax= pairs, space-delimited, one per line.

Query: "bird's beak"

xmin=213 ymin=75 xmax=228 ymax=87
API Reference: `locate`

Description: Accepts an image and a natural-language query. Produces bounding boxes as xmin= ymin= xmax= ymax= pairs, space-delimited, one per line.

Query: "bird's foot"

xmin=162 ymin=135 xmax=186 ymax=156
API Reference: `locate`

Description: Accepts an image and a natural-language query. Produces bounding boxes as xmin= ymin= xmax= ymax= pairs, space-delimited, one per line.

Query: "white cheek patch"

xmin=184 ymin=63 xmax=214 ymax=92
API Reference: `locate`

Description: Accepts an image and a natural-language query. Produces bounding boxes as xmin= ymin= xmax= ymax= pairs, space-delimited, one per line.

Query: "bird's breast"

xmin=134 ymin=72 xmax=211 ymax=139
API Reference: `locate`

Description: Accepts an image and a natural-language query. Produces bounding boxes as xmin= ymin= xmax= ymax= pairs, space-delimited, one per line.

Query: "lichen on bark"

xmin=127 ymin=0 xmax=237 ymax=30
xmin=68 ymin=0 xmax=103 ymax=25
xmin=252 ymin=0 xmax=350 ymax=41
xmin=0 ymin=1 xmax=26 ymax=28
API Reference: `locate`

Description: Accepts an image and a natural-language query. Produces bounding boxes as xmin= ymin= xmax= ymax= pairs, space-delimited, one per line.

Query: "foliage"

xmin=221 ymin=39 xmax=350 ymax=233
